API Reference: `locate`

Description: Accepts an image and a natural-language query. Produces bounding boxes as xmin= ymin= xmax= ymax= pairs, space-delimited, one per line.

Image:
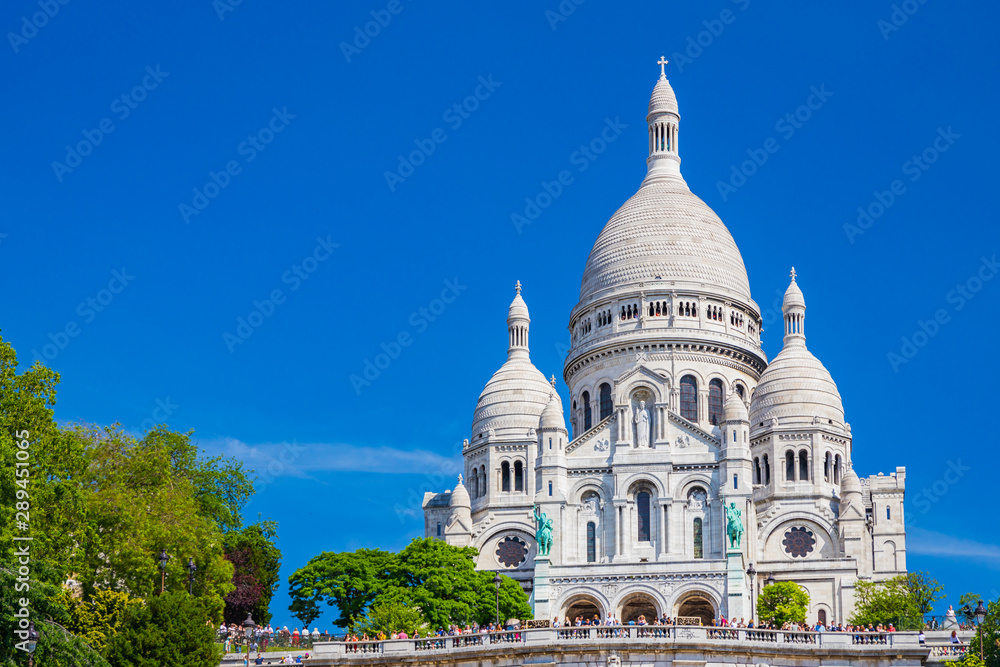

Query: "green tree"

xmin=967 ymin=599 xmax=1000 ymax=667
xmin=104 ymin=591 xmax=221 ymax=667
xmin=354 ymin=600 xmax=426 ymax=637
xmin=849 ymin=575 xmax=922 ymax=629
xmin=58 ymin=588 xmax=142 ymax=654
xmin=287 ymin=538 xmax=532 ymax=632
xmin=907 ymin=571 xmax=945 ymax=617
xmin=757 ymin=581 xmax=809 ymax=626
xmin=223 ymin=520 xmax=282 ymax=624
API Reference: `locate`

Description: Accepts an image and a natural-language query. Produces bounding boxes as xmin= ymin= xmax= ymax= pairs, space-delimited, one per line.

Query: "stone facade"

xmin=422 ymin=63 xmax=906 ymax=626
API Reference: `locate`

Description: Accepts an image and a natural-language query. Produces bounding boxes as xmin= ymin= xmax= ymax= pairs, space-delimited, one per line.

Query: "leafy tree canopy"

xmin=103 ymin=591 xmax=221 ymax=667
xmin=757 ymin=581 xmax=809 ymax=626
xmin=288 ymin=538 xmax=532 ymax=632
xmin=223 ymin=520 xmax=282 ymax=625
xmin=849 ymin=572 xmax=944 ymax=630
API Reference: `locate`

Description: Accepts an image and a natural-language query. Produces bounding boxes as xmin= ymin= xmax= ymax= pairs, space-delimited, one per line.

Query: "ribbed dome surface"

xmin=508 ymin=292 xmax=529 ymax=321
xmin=724 ymin=392 xmax=749 ymax=423
xmin=749 ymin=343 xmax=844 ymax=427
xmin=472 ymin=358 xmax=560 ymax=437
xmin=539 ymin=391 xmax=565 ymax=430
xmin=648 ymin=75 xmax=678 ymax=116
xmin=579 ymin=178 xmax=752 ymax=302
xmin=450 ymin=475 xmax=470 ymax=508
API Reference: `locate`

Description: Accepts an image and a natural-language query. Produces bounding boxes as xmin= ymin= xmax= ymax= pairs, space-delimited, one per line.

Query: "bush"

xmin=757 ymin=581 xmax=809 ymax=626
xmin=104 ymin=592 xmax=221 ymax=667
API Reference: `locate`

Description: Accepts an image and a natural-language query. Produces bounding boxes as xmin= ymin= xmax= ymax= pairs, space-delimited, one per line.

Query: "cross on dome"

xmin=515 ymin=280 xmax=522 ymax=294
xmin=790 ymin=267 xmax=797 ymax=281
xmin=657 ymin=55 xmax=668 ymax=77
xmin=550 ymin=375 xmax=556 ymax=387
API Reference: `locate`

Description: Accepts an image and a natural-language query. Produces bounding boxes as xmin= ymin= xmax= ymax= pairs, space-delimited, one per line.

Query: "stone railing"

xmin=927 ymin=643 xmax=968 ymax=661
xmin=315 ymin=627 xmax=921 ymax=658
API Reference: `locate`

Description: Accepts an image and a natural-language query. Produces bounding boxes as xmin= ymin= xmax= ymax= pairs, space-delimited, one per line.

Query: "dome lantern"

xmin=646 ymin=56 xmax=682 ymax=181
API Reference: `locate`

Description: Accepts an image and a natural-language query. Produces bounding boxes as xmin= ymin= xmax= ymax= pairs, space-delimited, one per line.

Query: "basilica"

xmin=422 ymin=62 xmax=906 ymax=627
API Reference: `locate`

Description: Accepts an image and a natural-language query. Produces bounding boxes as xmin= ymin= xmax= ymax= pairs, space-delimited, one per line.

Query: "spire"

xmin=507 ymin=281 xmax=531 ymax=359
xmin=550 ymin=375 xmax=557 ymax=387
xmin=782 ymin=268 xmax=806 ymax=345
xmin=646 ymin=56 xmax=682 ymax=181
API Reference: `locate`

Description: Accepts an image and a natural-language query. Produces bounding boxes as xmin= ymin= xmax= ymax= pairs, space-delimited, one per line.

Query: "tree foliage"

xmin=288 ymin=538 xmax=532 ymax=632
xmin=966 ymin=599 xmax=1000 ymax=667
xmin=104 ymin=591 xmax=221 ymax=667
xmin=57 ymin=588 xmax=143 ymax=654
xmin=849 ymin=573 xmax=938 ymax=630
xmin=223 ymin=520 xmax=282 ymax=625
xmin=354 ymin=600 xmax=426 ymax=637
xmin=757 ymin=581 xmax=809 ymax=625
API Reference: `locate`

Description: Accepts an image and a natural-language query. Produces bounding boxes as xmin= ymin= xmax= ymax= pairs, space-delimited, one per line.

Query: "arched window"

xmin=763 ymin=455 xmax=771 ymax=485
xmin=818 ymin=609 xmax=827 ymax=626
xmin=480 ymin=465 xmax=487 ymax=497
xmin=599 ymin=383 xmax=613 ymax=420
xmin=471 ymin=472 xmax=479 ymax=498
xmin=735 ymin=383 xmax=745 ymax=399
xmin=799 ymin=449 xmax=809 ymax=481
xmin=754 ymin=457 xmax=761 ymax=485
xmin=680 ymin=375 xmax=698 ymax=422
xmin=582 ymin=391 xmax=592 ymax=431
xmin=834 ymin=455 xmax=841 ymax=483
xmin=708 ymin=379 xmax=724 ymax=425
xmin=824 ymin=452 xmax=831 ymax=482
xmin=637 ymin=492 xmax=651 ymax=542
xmin=693 ymin=518 xmax=703 ymax=559
xmin=436 ymin=522 xmax=441 ymax=537
xmin=514 ymin=461 xmax=523 ymax=492
xmin=886 ymin=505 xmax=891 ymax=521
xmin=548 ymin=481 xmax=553 ymax=496
xmin=501 ymin=461 xmax=510 ymax=492
xmin=586 ymin=522 xmax=596 ymax=563
xmin=785 ymin=451 xmax=795 ymax=481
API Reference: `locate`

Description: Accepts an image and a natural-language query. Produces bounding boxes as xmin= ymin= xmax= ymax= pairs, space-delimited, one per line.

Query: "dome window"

xmin=708 ymin=379 xmax=724 ymax=425
xmin=599 ymin=383 xmax=613 ymax=420
xmin=680 ymin=375 xmax=698 ymax=422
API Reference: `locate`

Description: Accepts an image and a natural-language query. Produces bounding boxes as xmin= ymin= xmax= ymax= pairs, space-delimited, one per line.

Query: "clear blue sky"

xmin=3 ymin=0 xmax=997 ymax=630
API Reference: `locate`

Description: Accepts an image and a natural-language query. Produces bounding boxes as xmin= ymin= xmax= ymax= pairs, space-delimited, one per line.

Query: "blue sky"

xmin=3 ymin=0 xmax=998 ymax=630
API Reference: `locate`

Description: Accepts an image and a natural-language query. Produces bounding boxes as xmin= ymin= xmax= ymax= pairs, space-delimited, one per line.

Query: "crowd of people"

xmin=549 ymin=613 xmax=898 ymax=633
xmin=345 ymin=621 xmax=520 ymax=643
xmin=216 ymin=621 xmax=334 ymax=653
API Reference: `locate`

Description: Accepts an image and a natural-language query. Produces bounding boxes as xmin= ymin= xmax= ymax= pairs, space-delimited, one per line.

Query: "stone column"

xmin=533 ymin=556 xmax=552 ymax=622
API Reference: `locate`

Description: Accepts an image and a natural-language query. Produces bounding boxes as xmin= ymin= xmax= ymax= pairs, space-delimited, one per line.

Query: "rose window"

xmin=782 ymin=527 xmax=816 ymax=558
xmin=496 ymin=536 xmax=528 ymax=568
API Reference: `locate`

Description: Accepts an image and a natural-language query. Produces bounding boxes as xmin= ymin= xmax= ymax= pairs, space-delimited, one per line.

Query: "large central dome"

xmin=579 ymin=178 xmax=752 ymax=303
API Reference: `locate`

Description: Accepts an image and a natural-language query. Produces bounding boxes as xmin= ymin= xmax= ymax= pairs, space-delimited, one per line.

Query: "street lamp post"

xmin=242 ymin=613 xmax=256 ymax=665
xmin=493 ymin=573 xmax=502 ymax=629
xmin=187 ymin=557 xmax=197 ymax=595
xmin=975 ymin=600 xmax=987 ymax=662
xmin=157 ymin=550 xmax=170 ymax=594
xmin=26 ymin=621 xmax=39 ymax=667
xmin=746 ymin=563 xmax=757 ymax=625
xmin=766 ymin=572 xmax=775 ymax=588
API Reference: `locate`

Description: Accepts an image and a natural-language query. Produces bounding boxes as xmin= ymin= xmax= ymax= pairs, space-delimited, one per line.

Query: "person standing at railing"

xmin=918 ymin=630 xmax=926 ymax=644
xmin=951 ymin=630 xmax=962 ymax=644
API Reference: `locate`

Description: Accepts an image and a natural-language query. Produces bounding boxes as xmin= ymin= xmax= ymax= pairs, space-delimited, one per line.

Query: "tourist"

xmin=951 ymin=630 xmax=962 ymax=644
xmin=918 ymin=630 xmax=926 ymax=645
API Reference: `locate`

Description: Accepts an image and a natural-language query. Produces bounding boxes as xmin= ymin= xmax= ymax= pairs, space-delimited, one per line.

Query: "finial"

xmin=515 ymin=280 xmax=522 ymax=295
xmin=550 ymin=375 xmax=556 ymax=387
xmin=657 ymin=55 xmax=668 ymax=77
xmin=458 ymin=473 xmax=463 ymax=485
xmin=789 ymin=267 xmax=797 ymax=281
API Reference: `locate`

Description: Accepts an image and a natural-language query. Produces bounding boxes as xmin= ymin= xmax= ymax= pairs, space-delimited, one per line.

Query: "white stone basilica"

xmin=423 ymin=63 xmax=906 ymax=627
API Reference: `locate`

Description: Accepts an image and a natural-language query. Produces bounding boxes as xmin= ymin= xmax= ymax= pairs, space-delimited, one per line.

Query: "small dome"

xmin=648 ymin=74 xmax=678 ymax=117
xmin=508 ymin=281 xmax=529 ymax=322
xmin=450 ymin=474 xmax=470 ymax=509
xmin=783 ymin=270 xmax=805 ymax=310
xmin=723 ymin=391 xmax=748 ymax=422
xmin=539 ymin=390 xmax=566 ymax=431
xmin=472 ymin=357 xmax=559 ymax=437
xmin=841 ymin=466 xmax=861 ymax=496
xmin=749 ymin=343 xmax=844 ymax=427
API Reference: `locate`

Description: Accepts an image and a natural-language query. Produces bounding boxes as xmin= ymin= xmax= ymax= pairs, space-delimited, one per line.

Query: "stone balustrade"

xmin=315 ymin=626 xmax=921 ymax=660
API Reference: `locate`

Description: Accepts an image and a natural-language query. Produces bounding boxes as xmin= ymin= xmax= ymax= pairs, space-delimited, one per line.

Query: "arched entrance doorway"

xmin=675 ymin=591 xmax=716 ymax=625
xmin=563 ymin=595 xmax=603 ymax=624
xmin=619 ymin=592 xmax=659 ymax=624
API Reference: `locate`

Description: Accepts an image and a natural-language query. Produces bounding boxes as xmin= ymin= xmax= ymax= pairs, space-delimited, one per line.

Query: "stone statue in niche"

xmin=634 ymin=400 xmax=651 ymax=448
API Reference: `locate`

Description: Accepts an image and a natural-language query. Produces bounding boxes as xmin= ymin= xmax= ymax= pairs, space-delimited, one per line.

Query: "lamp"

xmin=974 ymin=601 xmax=987 ymax=662
xmin=766 ymin=572 xmax=775 ymax=588
xmin=157 ymin=550 xmax=170 ymax=594
xmin=493 ymin=573 xmax=502 ymax=628
xmin=242 ymin=613 xmax=256 ymax=663
xmin=27 ymin=622 xmax=39 ymax=667
xmin=746 ymin=563 xmax=757 ymax=624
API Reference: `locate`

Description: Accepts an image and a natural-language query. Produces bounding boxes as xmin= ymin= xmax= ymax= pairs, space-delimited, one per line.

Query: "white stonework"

xmin=422 ymin=66 xmax=905 ymax=627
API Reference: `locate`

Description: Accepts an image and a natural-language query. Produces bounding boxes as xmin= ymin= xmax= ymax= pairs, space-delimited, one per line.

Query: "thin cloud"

xmin=200 ymin=436 xmax=461 ymax=479
xmin=908 ymin=528 xmax=1000 ymax=564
